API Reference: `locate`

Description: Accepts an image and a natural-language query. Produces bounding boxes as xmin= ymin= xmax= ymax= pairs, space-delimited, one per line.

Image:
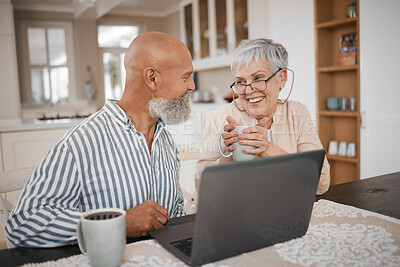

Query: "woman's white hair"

xmin=231 ymin=39 xmax=288 ymax=77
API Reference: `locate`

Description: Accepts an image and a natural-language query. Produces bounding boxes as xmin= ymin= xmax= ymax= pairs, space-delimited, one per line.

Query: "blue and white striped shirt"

xmin=6 ymin=100 xmax=185 ymax=247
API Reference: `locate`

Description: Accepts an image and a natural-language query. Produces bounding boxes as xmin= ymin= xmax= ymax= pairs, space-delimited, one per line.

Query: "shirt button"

xmin=125 ymin=124 xmax=130 ymax=130
xmin=137 ymin=136 xmax=143 ymax=140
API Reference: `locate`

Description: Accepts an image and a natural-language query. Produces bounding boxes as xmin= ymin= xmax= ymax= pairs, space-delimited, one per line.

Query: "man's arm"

xmin=5 ymin=142 xmax=82 ymax=247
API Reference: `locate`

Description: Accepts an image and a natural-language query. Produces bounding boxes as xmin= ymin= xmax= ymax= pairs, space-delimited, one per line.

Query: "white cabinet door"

xmin=181 ymin=0 xmax=249 ymax=71
xmin=1 ymin=129 xmax=69 ymax=171
xmin=247 ymin=0 xmax=268 ymax=39
xmin=360 ymin=0 xmax=400 ymax=178
xmin=0 ymin=3 xmax=20 ymax=120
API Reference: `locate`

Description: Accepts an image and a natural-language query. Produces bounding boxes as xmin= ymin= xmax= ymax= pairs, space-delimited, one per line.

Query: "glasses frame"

xmin=230 ymin=68 xmax=282 ymax=95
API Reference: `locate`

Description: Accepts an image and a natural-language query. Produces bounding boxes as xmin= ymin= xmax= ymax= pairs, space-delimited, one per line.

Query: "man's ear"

xmin=143 ymin=67 xmax=158 ymax=92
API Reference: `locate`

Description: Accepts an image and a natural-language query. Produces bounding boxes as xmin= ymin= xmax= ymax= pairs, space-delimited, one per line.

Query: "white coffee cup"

xmin=349 ymin=97 xmax=357 ymax=112
xmin=338 ymin=141 xmax=348 ymax=156
xmin=77 ymin=208 xmax=126 ymax=267
xmin=218 ymin=126 xmax=257 ymax=161
xmin=328 ymin=141 xmax=338 ymax=155
xmin=347 ymin=142 xmax=356 ymax=157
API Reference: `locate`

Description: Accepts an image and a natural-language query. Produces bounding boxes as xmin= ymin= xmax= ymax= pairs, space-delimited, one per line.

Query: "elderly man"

xmin=6 ymin=32 xmax=195 ymax=247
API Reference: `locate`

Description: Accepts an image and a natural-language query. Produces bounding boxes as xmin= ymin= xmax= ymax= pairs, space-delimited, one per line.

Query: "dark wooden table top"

xmin=1 ymin=171 xmax=399 ymax=266
xmin=316 ymin=171 xmax=400 ymax=220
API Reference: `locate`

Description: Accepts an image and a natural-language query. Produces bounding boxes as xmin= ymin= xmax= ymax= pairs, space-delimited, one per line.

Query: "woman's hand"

xmin=220 ymin=116 xmax=238 ymax=163
xmin=238 ymin=117 xmax=288 ymax=157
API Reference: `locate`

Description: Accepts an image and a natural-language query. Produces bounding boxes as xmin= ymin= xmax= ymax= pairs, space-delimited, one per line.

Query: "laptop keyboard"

xmin=170 ymin=237 xmax=193 ymax=257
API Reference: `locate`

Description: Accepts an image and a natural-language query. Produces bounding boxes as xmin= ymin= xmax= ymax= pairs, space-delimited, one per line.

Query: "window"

xmin=20 ymin=21 xmax=76 ymax=107
xmin=98 ymin=25 xmax=138 ymax=100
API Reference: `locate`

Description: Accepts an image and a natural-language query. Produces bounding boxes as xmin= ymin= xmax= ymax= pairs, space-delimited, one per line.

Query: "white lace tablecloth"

xmin=23 ymin=200 xmax=400 ymax=267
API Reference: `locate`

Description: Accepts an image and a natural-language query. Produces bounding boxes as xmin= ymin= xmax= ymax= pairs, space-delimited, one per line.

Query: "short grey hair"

xmin=231 ymin=39 xmax=289 ymax=75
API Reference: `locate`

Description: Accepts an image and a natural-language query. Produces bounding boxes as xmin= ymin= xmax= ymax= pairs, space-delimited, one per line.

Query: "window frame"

xmin=20 ymin=21 xmax=77 ymax=108
xmin=100 ymin=47 xmax=126 ymax=101
xmin=97 ymin=23 xmax=140 ymax=101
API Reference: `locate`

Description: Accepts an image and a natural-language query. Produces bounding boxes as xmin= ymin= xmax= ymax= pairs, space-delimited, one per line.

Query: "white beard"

xmin=148 ymin=91 xmax=192 ymax=125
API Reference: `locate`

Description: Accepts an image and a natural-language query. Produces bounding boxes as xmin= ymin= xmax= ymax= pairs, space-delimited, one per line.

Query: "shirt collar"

xmin=103 ymin=99 xmax=130 ymax=128
xmin=103 ymin=99 xmax=167 ymax=135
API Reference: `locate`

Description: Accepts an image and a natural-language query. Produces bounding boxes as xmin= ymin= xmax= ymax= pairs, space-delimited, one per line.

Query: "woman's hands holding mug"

xmin=220 ymin=116 xmax=287 ymax=161
xmin=220 ymin=116 xmax=271 ymax=161
xmin=238 ymin=117 xmax=271 ymax=157
xmin=219 ymin=116 xmax=237 ymax=163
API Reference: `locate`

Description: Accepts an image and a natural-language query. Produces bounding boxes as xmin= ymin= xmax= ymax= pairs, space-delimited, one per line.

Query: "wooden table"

xmin=0 ymin=171 xmax=399 ymax=267
xmin=316 ymin=171 xmax=400 ymax=220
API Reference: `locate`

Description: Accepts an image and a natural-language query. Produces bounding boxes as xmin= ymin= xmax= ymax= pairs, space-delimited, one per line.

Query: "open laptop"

xmin=149 ymin=149 xmax=325 ymax=266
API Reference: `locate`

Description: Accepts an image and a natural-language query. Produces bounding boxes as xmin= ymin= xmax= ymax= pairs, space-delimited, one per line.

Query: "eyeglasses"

xmin=230 ymin=68 xmax=282 ymax=95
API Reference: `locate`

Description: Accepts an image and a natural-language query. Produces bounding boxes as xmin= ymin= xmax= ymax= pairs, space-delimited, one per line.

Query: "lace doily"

xmin=312 ymin=200 xmax=400 ymax=223
xmin=23 ymin=200 xmax=400 ymax=267
xmin=275 ymin=223 xmax=400 ymax=267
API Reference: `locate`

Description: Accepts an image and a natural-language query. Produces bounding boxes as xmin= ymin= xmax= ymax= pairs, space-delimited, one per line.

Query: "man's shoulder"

xmin=61 ymin=109 xmax=108 ymax=142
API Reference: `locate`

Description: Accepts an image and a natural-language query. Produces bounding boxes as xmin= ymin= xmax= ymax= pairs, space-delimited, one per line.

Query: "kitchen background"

xmin=0 ymin=0 xmax=399 ymax=248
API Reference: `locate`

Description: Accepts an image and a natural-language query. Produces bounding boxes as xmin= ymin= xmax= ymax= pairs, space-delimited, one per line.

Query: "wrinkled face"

xmin=148 ymin=47 xmax=194 ymax=124
xmin=155 ymin=49 xmax=195 ymax=100
xmin=233 ymin=58 xmax=285 ymax=120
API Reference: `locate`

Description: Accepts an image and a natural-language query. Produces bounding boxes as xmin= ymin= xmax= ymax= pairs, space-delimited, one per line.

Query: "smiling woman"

xmin=196 ymin=38 xmax=331 ymax=195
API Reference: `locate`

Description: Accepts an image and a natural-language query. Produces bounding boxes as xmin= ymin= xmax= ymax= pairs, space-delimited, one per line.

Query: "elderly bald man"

xmin=6 ymin=32 xmax=195 ymax=247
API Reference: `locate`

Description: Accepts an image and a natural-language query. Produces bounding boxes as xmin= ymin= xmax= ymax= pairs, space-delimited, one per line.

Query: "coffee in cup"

xmin=77 ymin=208 xmax=126 ymax=267
xmin=218 ymin=126 xmax=257 ymax=161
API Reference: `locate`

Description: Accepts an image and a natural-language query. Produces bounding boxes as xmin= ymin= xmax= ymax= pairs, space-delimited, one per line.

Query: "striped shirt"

xmin=6 ymin=100 xmax=185 ymax=247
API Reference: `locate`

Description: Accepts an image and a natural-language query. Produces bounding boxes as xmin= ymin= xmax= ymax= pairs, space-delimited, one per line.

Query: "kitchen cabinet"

xmin=1 ymin=129 xmax=69 ymax=171
xmin=0 ymin=3 xmax=21 ymax=119
xmin=314 ymin=0 xmax=360 ymax=185
xmin=180 ymin=0 xmax=249 ymax=71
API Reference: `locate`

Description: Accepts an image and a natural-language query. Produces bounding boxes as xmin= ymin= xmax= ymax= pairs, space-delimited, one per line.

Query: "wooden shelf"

xmin=317 ymin=17 xmax=357 ymax=30
xmin=327 ymin=154 xmax=358 ymax=164
xmin=319 ymin=111 xmax=359 ymax=117
xmin=318 ymin=65 xmax=357 ymax=72
xmin=315 ymin=0 xmax=360 ymax=185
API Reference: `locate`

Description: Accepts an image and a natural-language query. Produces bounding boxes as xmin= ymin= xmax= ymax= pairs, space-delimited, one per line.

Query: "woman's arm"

xmin=296 ymin=104 xmax=330 ymax=195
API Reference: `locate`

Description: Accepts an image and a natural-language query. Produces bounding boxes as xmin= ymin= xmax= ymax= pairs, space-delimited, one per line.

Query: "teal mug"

xmin=218 ymin=126 xmax=257 ymax=161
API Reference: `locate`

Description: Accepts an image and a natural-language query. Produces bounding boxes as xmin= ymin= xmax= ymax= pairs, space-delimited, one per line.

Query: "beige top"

xmin=195 ymin=99 xmax=330 ymax=195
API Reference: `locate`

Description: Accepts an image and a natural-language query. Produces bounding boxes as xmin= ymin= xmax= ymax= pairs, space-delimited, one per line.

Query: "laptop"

xmin=149 ymin=149 xmax=325 ymax=266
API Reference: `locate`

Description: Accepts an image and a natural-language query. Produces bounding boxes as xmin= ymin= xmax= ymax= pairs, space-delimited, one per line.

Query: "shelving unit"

xmin=314 ymin=0 xmax=360 ymax=185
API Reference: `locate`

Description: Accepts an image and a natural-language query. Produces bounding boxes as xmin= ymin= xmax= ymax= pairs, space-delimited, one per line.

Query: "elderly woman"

xmin=195 ymin=38 xmax=330 ymax=195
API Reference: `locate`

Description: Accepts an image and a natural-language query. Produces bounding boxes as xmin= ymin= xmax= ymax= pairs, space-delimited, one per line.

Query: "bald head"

xmin=124 ymin=32 xmax=191 ymax=77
